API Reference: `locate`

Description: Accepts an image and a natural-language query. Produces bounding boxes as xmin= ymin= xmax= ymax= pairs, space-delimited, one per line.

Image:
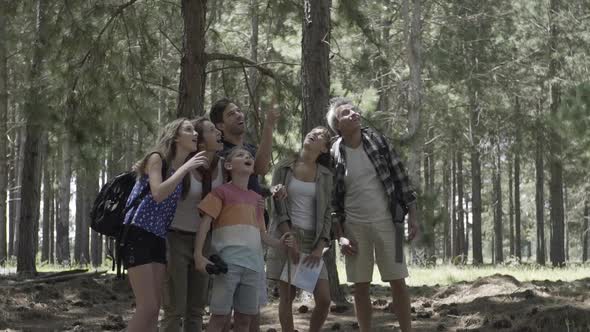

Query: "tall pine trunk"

xmin=74 ymin=174 xmax=83 ymax=264
xmin=456 ymin=150 xmax=465 ymax=258
xmin=509 ymin=157 xmax=514 ymax=257
xmin=56 ymin=133 xmax=72 ymax=264
xmin=177 ymin=0 xmax=207 ymax=117
xmin=583 ymin=193 xmax=589 ymax=262
xmin=470 ymin=93 xmax=483 ymax=265
xmin=0 ymin=0 xmax=8 ymax=263
xmin=493 ymin=138 xmax=503 ymax=263
xmin=451 ymin=152 xmax=460 ymax=259
xmin=41 ymin=151 xmax=51 ymax=262
xmin=17 ymin=0 xmax=49 ymax=274
xmin=535 ymin=115 xmax=546 ymax=265
xmin=301 ymin=0 xmax=331 ymax=137
xmin=548 ymin=0 xmax=564 ymax=267
xmin=443 ymin=156 xmax=451 ymax=261
xmin=514 ymin=97 xmax=522 ymax=261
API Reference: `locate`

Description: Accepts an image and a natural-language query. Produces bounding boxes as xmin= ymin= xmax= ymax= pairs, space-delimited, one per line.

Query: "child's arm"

xmin=261 ymin=230 xmax=294 ymax=249
xmin=194 ymin=215 xmax=213 ymax=272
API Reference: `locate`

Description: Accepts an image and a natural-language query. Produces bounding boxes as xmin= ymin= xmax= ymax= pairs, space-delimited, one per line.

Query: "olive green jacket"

xmin=269 ymin=158 xmax=333 ymax=249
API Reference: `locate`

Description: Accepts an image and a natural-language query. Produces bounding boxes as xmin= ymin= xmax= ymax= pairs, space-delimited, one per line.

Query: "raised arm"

xmin=253 ymin=107 xmax=279 ymax=176
xmin=148 ymin=151 xmax=208 ymax=203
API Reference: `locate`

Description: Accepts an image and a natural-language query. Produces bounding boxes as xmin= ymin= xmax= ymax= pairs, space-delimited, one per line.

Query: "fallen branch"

xmin=1 ymin=270 xmax=108 ymax=287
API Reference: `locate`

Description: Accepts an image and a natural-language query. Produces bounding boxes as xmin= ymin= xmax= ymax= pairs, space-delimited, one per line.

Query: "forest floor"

xmin=1 ymin=264 xmax=590 ymax=331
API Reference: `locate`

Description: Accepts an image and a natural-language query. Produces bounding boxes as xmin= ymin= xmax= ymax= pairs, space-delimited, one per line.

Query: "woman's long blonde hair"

xmin=133 ymin=117 xmax=190 ymax=176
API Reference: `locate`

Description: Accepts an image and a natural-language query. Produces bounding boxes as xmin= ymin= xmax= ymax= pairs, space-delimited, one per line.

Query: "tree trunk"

xmin=50 ymin=168 xmax=56 ymax=264
xmin=422 ymin=128 xmax=435 ymax=258
xmin=301 ymin=0 xmax=342 ymax=303
xmin=451 ymin=154 xmax=460 ymax=258
xmin=443 ymin=156 xmax=451 ymax=261
xmin=56 ymin=134 xmax=72 ymax=264
xmin=17 ymin=0 xmax=49 ymax=274
xmin=509 ymin=157 xmax=514 ymax=257
xmin=514 ymin=97 xmax=522 ymax=261
xmin=583 ymin=193 xmax=589 ymax=263
xmin=548 ymin=0 xmax=564 ymax=267
xmin=41 ymin=151 xmax=51 ymax=262
xmin=177 ymin=0 xmax=207 ymax=118
xmin=535 ymin=115 xmax=546 ymax=265
xmin=564 ymin=185 xmax=568 ymax=262
xmin=81 ymin=168 xmax=96 ymax=265
xmin=493 ymin=138 xmax=503 ymax=263
xmin=301 ymin=0 xmax=331 ymax=138
xmin=470 ymin=94 xmax=483 ymax=265
xmin=248 ymin=0 xmax=259 ymax=109
xmin=74 ymin=174 xmax=83 ymax=264
xmin=8 ymin=113 xmax=23 ymax=258
xmin=0 ymin=0 xmax=8 ymax=263
xmin=456 ymin=150 xmax=465 ymax=258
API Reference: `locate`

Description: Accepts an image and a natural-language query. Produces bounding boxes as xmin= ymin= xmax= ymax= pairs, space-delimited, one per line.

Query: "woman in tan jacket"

xmin=267 ymin=126 xmax=333 ymax=332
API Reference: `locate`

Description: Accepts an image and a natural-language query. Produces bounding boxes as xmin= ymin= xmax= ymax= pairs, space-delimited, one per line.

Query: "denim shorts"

xmin=209 ymin=264 xmax=260 ymax=315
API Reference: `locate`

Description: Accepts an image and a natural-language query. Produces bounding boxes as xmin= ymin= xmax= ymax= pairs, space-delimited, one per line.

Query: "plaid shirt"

xmin=331 ymin=127 xmax=417 ymax=225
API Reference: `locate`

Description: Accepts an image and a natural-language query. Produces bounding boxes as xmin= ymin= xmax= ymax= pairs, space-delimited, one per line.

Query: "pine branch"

xmin=77 ymin=0 xmax=139 ymax=68
xmin=206 ymin=52 xmax=301 ymax=97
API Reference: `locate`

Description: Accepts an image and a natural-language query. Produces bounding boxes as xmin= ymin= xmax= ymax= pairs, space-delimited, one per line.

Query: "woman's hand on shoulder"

xmin=271 ymin=184 xmax=288 ymax=200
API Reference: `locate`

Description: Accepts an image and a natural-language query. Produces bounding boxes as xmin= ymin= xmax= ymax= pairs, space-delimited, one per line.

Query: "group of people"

xmin=120 ymin=96 xmax=420 ymax=332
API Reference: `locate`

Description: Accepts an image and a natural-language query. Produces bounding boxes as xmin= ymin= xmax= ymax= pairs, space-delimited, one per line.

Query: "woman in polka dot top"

xmin=122 ymin=118 xmax=210 ymax=332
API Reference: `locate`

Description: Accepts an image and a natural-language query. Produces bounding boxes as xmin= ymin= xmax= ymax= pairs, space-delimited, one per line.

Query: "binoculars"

xmin=205 ymin=254 xmax=228 ymax=275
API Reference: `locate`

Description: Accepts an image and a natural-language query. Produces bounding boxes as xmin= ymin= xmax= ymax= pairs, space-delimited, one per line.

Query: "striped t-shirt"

xmin=199 ymin=183 xmax=265 ymax=272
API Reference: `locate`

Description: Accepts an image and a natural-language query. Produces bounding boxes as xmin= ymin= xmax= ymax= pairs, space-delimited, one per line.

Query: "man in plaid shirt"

xmin=326 ymin=97 xmax=419 ymax=332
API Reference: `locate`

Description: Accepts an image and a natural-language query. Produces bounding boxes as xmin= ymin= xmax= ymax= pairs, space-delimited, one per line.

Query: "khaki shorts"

xmin=343 ymin=220 xmax=408 ymax=283
xmin=266 ymin=227 xmax=329 ymax=281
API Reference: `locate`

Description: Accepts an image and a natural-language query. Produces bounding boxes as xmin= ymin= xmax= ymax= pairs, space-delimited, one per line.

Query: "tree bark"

xmin=443 ymin=157 xmax=451 ymax=261
xmin=509 ymin=157 xmax=514 ymax=257
xmin=583 ymin=193 xmax=589 ymax=263
xmin=470 ymin=94 xmax=483 ymax=265
xmin=8 ymin=112 xmax=22 ymax=258
xmin=56 ymin=131 xmax=72 ymax=264
xmin=514 ymin=99 xmax=522 ymax=261
xmin=548 ymin=0 xmax=564 ymax=267
xmin=451 ymin=152 xmax=461 ymax=258
xmin=0 ymin=0 xmax=9 ymax=263
xmin=301 ymin=0 xmax=331 ymax=138
xmin=17 ymin=0 xmax=49 ymax=274
xmin=41 ymin=150 xmax=51 ymax=262
xmin=535 ymin=114 xmax=546 ymax=265
xmin=177 ymin=0 xmax=207 ymax=118
xmin=301 ymin=0 xmax=343 ymax=303
xmin=74 ymin=174 xmax=83 ymax=264
xmin=493 ymin=138 xmax=503 ymax=263
xmin=456 ymin=150 xmax=465 ymax=258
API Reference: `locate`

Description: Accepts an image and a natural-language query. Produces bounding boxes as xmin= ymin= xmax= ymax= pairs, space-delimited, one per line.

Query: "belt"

xmin=168 ymin=228 xmax=197 ymax=236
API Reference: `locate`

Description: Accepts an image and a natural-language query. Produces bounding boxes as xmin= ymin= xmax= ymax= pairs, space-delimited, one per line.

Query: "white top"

xmin=169 ymin=159 xmax=224 ymax=232
xmin=287 ymin=177 xmax=316 ymax=231
xmin=343 ymin=145 xmax=391 ymax=223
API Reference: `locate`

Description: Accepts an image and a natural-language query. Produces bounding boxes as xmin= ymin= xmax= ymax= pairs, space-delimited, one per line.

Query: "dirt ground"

xmin=1 ymin=271 xmax=589 ymax=331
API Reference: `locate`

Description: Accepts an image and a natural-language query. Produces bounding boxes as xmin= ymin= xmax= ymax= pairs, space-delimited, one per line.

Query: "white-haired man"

xmin=326 ymin=97 xmax=419 ymax=332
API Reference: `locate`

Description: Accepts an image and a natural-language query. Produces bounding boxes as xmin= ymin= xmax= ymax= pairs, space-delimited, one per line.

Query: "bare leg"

xmin=127 ymin=263 xmax=164 ymax=332
xmin=207 ymin=314 xmax=231 ymax=332
xmin=389 ymin=279 xmax=412 ymax=332
xmin=249 ymin=313 xmax=260 ymax=332
xmin=310 ymin=279 xmax=331 ymax=332
xmin=353 ymin=282 xmax=372 ymax=332
xmin=278 ymin=281 xmax=297 ymax=332
xmin=233 ymin=311 xmax=252 ymax=332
